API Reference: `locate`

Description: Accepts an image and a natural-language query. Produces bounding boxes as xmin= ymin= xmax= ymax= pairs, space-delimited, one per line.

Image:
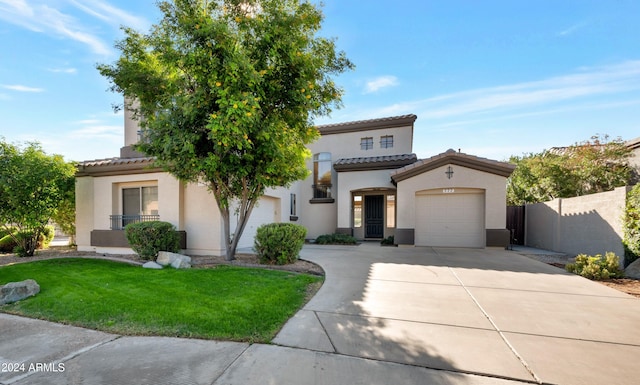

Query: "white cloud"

xmin=70 ymin=0 xmax=149 ymax=31
xmin=70 ymin=124 xmax=121 ymax=138
xmin=364 ymin=75 xmax=399 ymax=94
xmin=74 ymin=119 xmax=102 ymax=125
xmin=2 ymin=84 xmax=45 ymax=92
xmin=557 ymin=21 xmax=589 ymax=37
xmin=0 ymin=0 xmax=111 ymax=55
xmin=357 ymin=61 xmax=640 ymax=123
xmin=48 ymin=67 xmax=78 ymax=74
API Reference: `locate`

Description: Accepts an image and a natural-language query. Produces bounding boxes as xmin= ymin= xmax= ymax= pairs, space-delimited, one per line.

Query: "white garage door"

xmin=236 ymin=196 xmax=278 ymax=249
xmin=415 ymin=191 xmax=485 ymax=248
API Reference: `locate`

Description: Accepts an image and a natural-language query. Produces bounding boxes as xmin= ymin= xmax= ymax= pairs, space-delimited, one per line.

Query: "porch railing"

xmin=109 ymin=215 xmax=160 ymax=230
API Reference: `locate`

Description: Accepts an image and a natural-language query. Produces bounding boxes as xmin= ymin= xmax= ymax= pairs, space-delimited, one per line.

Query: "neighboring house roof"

xmin=334 ymin=153 xmax=418 ymax=172
xmin=391 ymin=149 xmax=516 ymax=183
xmin=76 ymin=156 xmax=159 ymax=177
xmin=627 ymin=137 xmax=640 ymax=150
xmin=317 ymin=114 xmax=417 ymax=135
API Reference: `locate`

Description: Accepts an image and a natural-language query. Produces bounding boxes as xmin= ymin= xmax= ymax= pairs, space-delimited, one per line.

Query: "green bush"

xmin=0 ymin=233 xmax=15 ymax=253
xmin=623 ymin=184 xmax=640 ymax=267
xmin=566 ymin=252 xmax=624 ymax=280
xmin=125 ymin=221 xmax=181 ymax=261
xmin=38 ymin=225 xmax=55 ymax=249
xmin=315 ymin=233 xmax=358 ymax=245
xmin=254 ymin=223 xmax=306 ymax=265
xmin=0 ymin=226 xmax=55 ymax=255
xmin=380 ymin=235 xmax=395 ymax=245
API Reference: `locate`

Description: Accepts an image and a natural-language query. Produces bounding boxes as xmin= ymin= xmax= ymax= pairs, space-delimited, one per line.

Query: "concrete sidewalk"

xmin=2 ymin=244 xmax=639 ymax=384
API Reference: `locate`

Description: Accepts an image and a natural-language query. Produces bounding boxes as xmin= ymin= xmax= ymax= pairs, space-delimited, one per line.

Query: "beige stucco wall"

xmin=77 ymin=172 xmax=207 ymax=254
xmin=298 ymin=198 xmax=337 ymax=239
xmin=294 ymin=125 xmax=412 ymax=239
xmin=75 ymin=177 xmax=94 ymax=250
xmin=525 ymin=186 xmax=629 ymax=258
xmin=309 ymin=125 xmax=413 ymax=159
xmin=124 ymin=99 xmax=139 ymax=147
xmin=336 ymin=169 xmax=395 ymax=229
xmin=396 ymin=164 xmax=508 ymax=230
xmin=76 ymin=170 xmax=303 ymax=255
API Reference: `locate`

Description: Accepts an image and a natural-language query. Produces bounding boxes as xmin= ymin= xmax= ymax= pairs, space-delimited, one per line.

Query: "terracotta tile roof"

xmin=316 ymin=114 xmax=417 ymax=135
xmin=391 ymin=149 xmax=515 ymax=182
xmin=627 ymin=137 xmax=640 ymax=150
xmin=76 ymin=156 xmax=159 ymax=177
xmin=78 ymin=157 xmax=156 ymax=167
xmin=334 ymin=153 xmax=417 ymax=172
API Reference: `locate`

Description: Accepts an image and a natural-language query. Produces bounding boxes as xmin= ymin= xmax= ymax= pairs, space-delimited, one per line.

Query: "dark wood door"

xmin=365 ymin=195 xmax=384 ymax=238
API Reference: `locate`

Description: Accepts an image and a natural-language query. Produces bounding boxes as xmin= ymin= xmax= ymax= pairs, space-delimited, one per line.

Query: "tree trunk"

xmin=211 ymin=181 xmax=260 ymax=262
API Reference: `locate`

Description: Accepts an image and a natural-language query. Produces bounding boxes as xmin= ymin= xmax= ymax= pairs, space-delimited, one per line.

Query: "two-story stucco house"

xmin=75 ymin=110 xmax=515 ymax=255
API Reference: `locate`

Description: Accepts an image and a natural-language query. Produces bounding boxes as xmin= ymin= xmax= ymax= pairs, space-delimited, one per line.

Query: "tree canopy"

xmin=0 ymin=139 xmax=76 ymax=256
xmin=97 ymin=0 xmax=353 ymax=260
xmin=507 ymin=135 xmax=633 ymax=206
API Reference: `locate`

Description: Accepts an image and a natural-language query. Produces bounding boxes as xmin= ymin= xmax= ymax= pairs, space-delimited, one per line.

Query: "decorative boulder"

xmin=171 ymin=258 xmax=191 ymax=269
xmin=157 ymin=251 xmax=191 ymax=269
xmin=0 ymin=279 xmax=40 ymax=305
xmin=625 ymin=258 xmax=640 ymax=279
xmin=142 ymin=261 xmax=164 ymax=269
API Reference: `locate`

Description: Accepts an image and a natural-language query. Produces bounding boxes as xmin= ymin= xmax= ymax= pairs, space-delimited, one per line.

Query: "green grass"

xmin=0 ymin=258 xmax=322 ymax=342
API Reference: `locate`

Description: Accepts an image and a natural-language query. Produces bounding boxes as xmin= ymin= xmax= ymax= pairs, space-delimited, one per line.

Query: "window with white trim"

xmin=353 ymin=195 xmax=363 ymax=227
xmin=380 ymin=135 xmax=394 ymax=148
xmin=360 ymin=137 xmax=373 ymax=150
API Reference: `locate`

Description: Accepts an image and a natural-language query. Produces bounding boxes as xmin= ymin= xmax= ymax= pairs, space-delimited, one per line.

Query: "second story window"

xmin=360 ymin=137 xmax=373 ymax=150
xmin=380 ymin=135 xmax=394 ymax=148
xmin=313 ymin=152 xmax=332 ymax=199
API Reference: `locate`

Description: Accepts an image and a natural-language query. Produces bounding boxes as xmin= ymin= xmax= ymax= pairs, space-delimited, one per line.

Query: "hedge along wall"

xmin=525 ymin=186 xmax=630 ymax=263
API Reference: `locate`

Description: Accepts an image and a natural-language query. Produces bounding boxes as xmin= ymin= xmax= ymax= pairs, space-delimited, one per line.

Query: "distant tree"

xmin=507 ymin=135 xmax=633 ymax=206
xmin=51 ymin=174 xmax=76 ymax=245
xmin=0 ymin=139 xmax=76 ymax=256
xmin=97 ymin=0 xmax=353 ymax=260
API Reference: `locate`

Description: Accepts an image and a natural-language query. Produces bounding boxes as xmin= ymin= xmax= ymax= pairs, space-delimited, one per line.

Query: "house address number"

xmin=442 ymin=188 xmax=455 ymax=193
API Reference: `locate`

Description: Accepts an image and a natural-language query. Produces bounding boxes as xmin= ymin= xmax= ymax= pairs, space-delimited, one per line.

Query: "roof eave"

xmin=76 ymin=159 xmax=161 ymax=177
xmin=318 ymin=114 xmax=417 ymax=135
xmin=334 ymin=159 xmax=418 ymax=172
xmin=391 ymin=155 xmax=515 ymax=183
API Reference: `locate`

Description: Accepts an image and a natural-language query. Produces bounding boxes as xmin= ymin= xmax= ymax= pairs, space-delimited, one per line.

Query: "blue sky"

xmin=1 ymin=0 xmax=639 ymax=162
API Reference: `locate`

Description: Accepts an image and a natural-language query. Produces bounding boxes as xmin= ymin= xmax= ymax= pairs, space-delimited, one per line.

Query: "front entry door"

xmin=365 ymin=195 xmax=384 ymax=238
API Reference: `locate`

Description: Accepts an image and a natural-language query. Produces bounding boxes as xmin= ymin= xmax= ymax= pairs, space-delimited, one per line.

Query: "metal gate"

xmin=506 ymin=205 xmax=525 ymax=245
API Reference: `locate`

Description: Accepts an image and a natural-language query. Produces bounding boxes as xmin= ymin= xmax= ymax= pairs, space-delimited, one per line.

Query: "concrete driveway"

xmin=2 ymin=244 xmax=639 ymax=385
xmin=270 ymin=243 xmax=640 ymax=385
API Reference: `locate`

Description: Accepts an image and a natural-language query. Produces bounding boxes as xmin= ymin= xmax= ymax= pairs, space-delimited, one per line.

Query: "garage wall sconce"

xmin=445 ymin=166 xmax=454 ymax=179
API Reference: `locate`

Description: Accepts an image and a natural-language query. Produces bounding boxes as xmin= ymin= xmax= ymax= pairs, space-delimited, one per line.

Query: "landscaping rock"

xmin=0 ymin=279 xmax=40 ymax=305
xmin=157 ymin=251 xmax=191 ymax=269
xmin=171 ymin=257 xmax=191 ymax=269
xmin=142 ymin=261 xmax=163 ymax=269
xmin=625 ymin=258 xmax=640 ymax=279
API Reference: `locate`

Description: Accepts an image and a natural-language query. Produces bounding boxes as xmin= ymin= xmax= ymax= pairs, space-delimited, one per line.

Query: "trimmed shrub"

xmin=380 ymin=235 xmax=395 ymax=246
xmin=623 ymin=184 xmax=640 ymax=267
xmin=125 ymin=221 xmax=181 ymax=261
xmin=315 ymin=233 xmax=357 ymax=245
xmin=0 ymin=233 xmax=16 ymax=253
xmin=0 ymin=226 xmax=55 ymax=255
xmin=566 ymin=252 xmax=624 ymax=280
xmin=254 ymin=223 xmax=306 ymax=265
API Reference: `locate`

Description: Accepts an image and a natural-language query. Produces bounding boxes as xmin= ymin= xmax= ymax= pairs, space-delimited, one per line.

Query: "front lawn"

xmin=0 ymin=258 xmax=321 ymax=342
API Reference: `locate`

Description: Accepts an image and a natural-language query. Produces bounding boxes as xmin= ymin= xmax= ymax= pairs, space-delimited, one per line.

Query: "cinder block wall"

xmin=525 ymin=186 xmax=630 ymax=258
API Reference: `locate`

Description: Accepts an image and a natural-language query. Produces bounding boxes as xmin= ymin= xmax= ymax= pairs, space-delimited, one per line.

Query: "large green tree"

xmin=0 ymin=140 xmax=76 ymax=256
xmin=507 ymin=135 xmax=633 ymax=205
xmin=98 ymin=0 xmax=353 ymax=260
